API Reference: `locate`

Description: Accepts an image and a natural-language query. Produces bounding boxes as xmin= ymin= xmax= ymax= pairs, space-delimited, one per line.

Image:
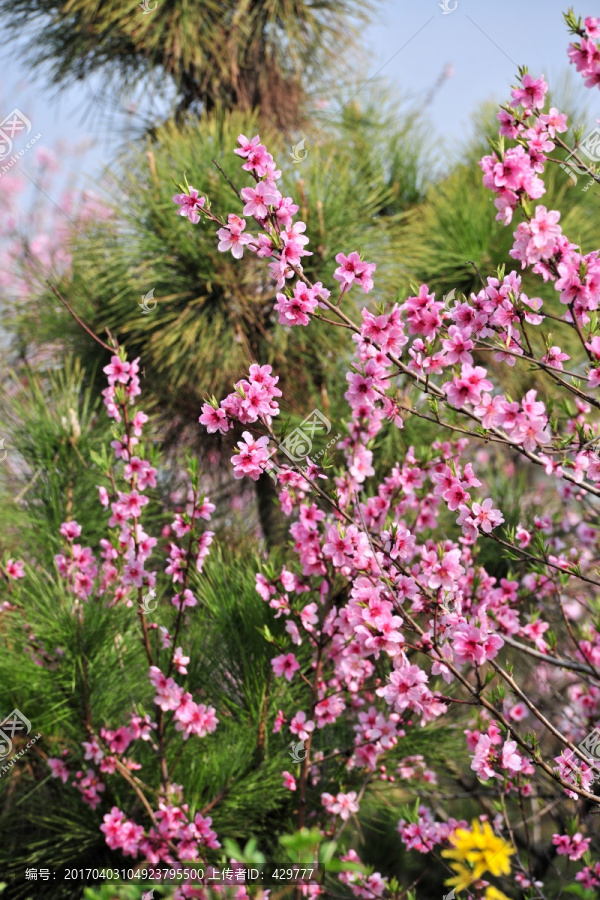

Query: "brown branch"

xmin=501 ymin=634 xmax=600 ymax=680
xmin=47 ymin=282 xmax=115 ymax=352
xmin=212 ymin=158 xmax=242 ymax=200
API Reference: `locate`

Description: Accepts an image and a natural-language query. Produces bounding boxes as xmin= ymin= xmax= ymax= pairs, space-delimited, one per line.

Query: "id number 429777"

xmin=272 ymin=869 xmax=315 ymax=880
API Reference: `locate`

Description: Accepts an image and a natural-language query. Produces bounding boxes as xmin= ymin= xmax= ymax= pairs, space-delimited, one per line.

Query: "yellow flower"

xmin=471 ymin=820 xmax=514 ymax=878
xmin=485 ymin=887 xmax=512 ymax=900
xmin=443 ymin=862 xmax=473 ymax=892
xmin=442 ymin=819 xmax=515 ymax=890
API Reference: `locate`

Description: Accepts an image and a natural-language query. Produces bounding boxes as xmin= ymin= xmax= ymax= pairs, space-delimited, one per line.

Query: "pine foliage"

xmin=0 ymin=0 xmax=373 ymax=129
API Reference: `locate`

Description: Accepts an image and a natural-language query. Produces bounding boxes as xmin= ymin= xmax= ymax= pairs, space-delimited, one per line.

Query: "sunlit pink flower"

xmin=271 ymin=653 xmax=300 ymax=681
xmin=282 ymin=770 xmax=297 ymax=791
xmin=173 ymin=187 xmax=205 ymax=224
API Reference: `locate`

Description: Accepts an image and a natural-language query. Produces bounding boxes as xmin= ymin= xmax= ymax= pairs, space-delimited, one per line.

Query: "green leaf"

xmin=318 ymin=841 xmax=338 ymax=864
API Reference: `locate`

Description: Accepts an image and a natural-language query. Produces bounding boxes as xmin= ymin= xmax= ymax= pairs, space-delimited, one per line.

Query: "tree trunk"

xmin=255 ymin=472 xmax=287 ymax=547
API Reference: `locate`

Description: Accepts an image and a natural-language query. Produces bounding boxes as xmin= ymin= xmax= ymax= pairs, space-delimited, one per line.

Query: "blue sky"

xmin=364 ymin=0 xmax=595 ymax=147
xmin=0 ymin=0 xmax=596 ymax=202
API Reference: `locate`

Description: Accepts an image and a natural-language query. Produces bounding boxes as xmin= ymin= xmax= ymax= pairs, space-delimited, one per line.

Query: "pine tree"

xmin=0 ymin=0 xmax=373 ymax=130
xmin=0 ymin=358 xmax=461 ymax=899
xmin=7 ymin=101 xmax=430 ymax=543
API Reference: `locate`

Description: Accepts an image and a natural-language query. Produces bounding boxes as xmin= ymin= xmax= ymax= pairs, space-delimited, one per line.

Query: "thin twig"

xmin=467 ymin=259 xmax=486 ymax=289
xmin=48 ymin=282 xmax=114 ymax=352
xmin=501 ymin=634 xmax=600 ymax=679
xmin=212 ymin=159 xmax=242 ymax=200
